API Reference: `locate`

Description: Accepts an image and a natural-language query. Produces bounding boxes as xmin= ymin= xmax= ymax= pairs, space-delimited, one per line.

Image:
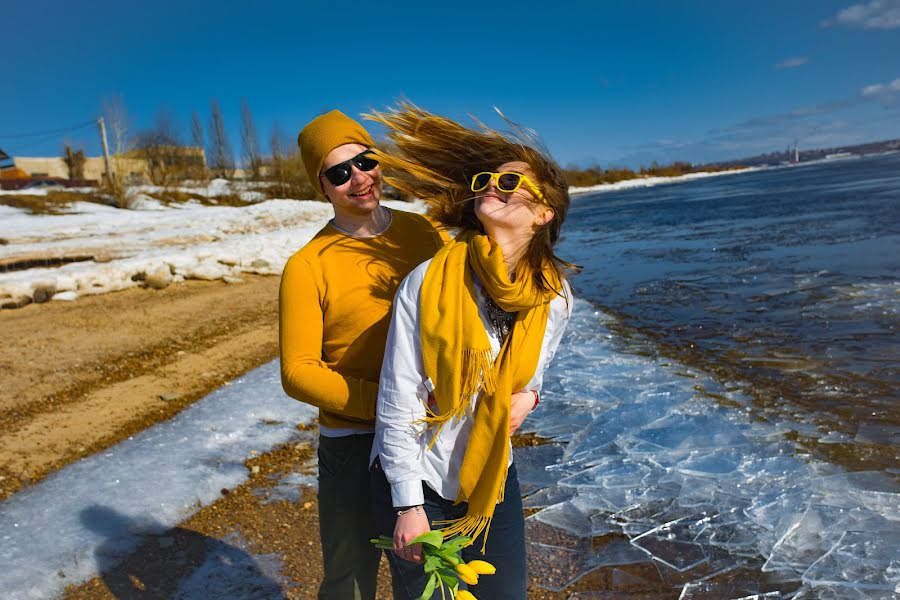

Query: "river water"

xmin=559 ymin=153 xmax=900 ymax=469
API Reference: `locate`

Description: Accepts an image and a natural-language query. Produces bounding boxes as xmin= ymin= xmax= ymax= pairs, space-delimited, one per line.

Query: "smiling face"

xmin=320 ymin=143 xmax=382 ymax=218
xmin=473 ymin=161 xmax=554 ymax=238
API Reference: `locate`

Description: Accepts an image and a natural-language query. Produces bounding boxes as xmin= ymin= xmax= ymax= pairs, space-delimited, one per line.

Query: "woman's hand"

xmin=393 ymin=508 xmax=430 ymax=563
xmin=509 ymin=390 xmax=537 ymax=436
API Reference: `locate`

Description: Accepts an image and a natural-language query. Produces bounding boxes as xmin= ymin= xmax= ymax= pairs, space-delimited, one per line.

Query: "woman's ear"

xmin=534 ymin=207 xmax=555 ymax=227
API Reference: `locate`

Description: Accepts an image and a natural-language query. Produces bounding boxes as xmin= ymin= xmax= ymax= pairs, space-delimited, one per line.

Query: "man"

xmin=279 ymin=110 xmax=444 ymax=599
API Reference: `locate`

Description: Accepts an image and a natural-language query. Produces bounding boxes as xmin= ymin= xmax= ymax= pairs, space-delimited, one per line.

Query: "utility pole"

xmin=97 ymin=116 xmax=114 ymax=185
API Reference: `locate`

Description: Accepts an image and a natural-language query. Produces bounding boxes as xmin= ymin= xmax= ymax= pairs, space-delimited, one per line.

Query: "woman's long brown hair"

xmin=365 ymin=102 xmax=577 ymax=295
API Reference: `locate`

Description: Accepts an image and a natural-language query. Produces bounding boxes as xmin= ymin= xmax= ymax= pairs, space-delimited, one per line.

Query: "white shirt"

xmin=372 ymin=259 xmax=573 ymax=507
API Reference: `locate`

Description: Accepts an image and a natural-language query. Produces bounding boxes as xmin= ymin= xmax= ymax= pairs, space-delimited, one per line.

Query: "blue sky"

xmin=2 ymin=0 xmax=899 ymax=168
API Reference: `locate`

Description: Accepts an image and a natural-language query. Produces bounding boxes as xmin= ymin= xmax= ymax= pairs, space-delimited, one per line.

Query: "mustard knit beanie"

xmin=297 ymin=110 xmax=375 ymax=197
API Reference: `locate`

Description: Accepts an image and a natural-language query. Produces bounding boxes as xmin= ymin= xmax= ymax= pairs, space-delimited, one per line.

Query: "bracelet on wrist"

xmin=530 ymin=389 xmax=540 ymax=412
xmin=396 ymin=505 xmax=423 ymax=517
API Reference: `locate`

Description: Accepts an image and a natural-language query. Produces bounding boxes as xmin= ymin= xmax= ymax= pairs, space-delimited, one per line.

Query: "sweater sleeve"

xmin=279 ymin=255 xmax=378 ymax=420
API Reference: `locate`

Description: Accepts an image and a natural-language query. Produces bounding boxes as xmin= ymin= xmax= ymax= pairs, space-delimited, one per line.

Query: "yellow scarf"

xmin=419 ymin=230 xmax=558 ymax=550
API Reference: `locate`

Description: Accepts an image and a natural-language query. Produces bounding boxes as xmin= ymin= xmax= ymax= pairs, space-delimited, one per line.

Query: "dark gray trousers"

xmin=317 ymin=433 xmax=381 ymax=600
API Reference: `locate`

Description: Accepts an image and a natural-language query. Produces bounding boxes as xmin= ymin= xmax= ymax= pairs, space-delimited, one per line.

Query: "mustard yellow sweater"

xmin=279 ymin=209 xmax=445 ymax=430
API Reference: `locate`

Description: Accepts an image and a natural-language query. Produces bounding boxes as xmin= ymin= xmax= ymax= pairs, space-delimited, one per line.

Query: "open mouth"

xmin=349 ymin=186 xmax=373 ymax=198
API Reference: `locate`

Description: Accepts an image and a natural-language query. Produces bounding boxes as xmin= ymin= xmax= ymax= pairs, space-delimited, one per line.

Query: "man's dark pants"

xmin=317 ymin=433 xmax=381 ymax=600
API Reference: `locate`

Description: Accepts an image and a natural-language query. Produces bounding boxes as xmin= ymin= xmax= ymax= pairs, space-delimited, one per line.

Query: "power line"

xmin=8 ymin=131 xmax=89 ymax=153
xmin=0 ymin=120 xmax=96 ymax=139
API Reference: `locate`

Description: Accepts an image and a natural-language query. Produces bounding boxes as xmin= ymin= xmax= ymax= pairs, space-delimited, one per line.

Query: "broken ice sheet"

xmin=557 ymin=458 xmax=660 ymax=493
xmin=566 ymin=593 xmax=648 ymax=599
xmin=528 ymin=394 xmax=599 ymax=442
xmin=513 ymin=443 xmax=565 ymax=495
xmin=652 ymin=541 xmax=750 ymax=587
xmin=789 ymin=583 xmax=898 ymax=599
xmin=676 ymin=447 xmax=744 ymax=477
xmin=593 ymin=538 xmax=651 ymax=568
xmin=565 ymin=566 xmax=659 ymax=599
xmin=801 ymin=529 xmax=900 ymax=591
xmin=854 ymin=422 xmax=900 ymax=446
xmin=562 ymin=397 xmax=676 ymax=461
xmin=745 ymin=487 xmax=811 ymax=557
xmin=632 ymin=412 xmax=749 ymax=451
xmin=609 ymin=567 xmax=657 ymax=590
xmin=522 ymin=485 xmax=576 ymax=509
xmin=617 ymin=437 xmax=693 ymax=469
xmin=525 ymin=515 xmax=594 ymax=551
xmin=526 ymin=542 xmax=601 ymax=592
xmin=630 ymin=518 xmax=708 ymax=572
xmin=677 ymin=580 xmax=781 ymax=600
xmin=810 ymin=471 xmax=900 ymax=497
xmin=707 ymin=521 xmax=764 ymax=556
xmin=763 ymin=505 xmax=892 ymax=574
xmin=762 ymin=504 xmax=845 ymax=573
xmin=530 ymin=496 xmax=614 ymax=538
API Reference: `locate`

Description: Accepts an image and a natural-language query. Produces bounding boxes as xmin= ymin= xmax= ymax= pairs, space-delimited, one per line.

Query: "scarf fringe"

xmin=433 ymin=466 xmax=509 ymax=553
xmin=418 ymin=348 xmax=495 ymax=450
xmin=433 ymin=514 xmax=493 ymax=554
xmin=460 ymin=347 xmax=496 ymax=401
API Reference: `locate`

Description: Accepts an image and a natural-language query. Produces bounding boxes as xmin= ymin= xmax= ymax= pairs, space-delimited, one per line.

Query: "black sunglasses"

xmin=320 ymin=150 xmax=379 ymax=186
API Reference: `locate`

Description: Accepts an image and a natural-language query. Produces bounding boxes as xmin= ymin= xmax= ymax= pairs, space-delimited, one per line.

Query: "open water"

xmin=560 ymin=153 xmax=900 ymax=466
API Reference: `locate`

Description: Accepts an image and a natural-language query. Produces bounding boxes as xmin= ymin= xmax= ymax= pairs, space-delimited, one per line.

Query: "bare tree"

xmin=190 ymin=110 xmax=207 ymax=180
xmin=133 ymin=107 xmax=195 ymax=187
xmin=100 ymin=95 xmax=134 ymax=207
xmin=269 ymin=120 xmax=288 ymax=195
xmin=240 ymin=99 xmax=262 ymax=180
xmin=270 ymin=121 xmax=285 ymax=163
xmin=207 ymin=98 xmax=235 ymax=179
xmin=63 ymin=145 xmax=86 ymax=180
xmin=102 ymin=95 xmax=131 ymax=158
xmin=266 ymin=120 xmax=315 ymax=199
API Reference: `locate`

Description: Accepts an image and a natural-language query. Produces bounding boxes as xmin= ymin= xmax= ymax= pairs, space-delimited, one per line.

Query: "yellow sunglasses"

xmin=470 ymin=171 xmax=547 ymax=204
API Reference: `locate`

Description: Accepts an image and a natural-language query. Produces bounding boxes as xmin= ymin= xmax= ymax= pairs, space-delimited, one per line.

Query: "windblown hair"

xmin=365 ymin=103 xmax=577 ymax=294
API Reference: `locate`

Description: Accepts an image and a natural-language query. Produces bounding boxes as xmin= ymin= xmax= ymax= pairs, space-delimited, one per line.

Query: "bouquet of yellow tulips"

xmin=371 ymin=530 xmax=496 ymax=600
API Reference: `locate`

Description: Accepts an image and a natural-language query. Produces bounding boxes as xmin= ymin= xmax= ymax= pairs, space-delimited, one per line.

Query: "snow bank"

xmin=0 ymin=195 xmax=428 ymax=307
xmin=568 ymin=168 xmax=757 ymax=196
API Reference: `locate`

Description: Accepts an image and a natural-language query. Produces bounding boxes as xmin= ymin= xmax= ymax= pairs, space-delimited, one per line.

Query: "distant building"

xmin=8 ymin=146 xmax=207 ymax=185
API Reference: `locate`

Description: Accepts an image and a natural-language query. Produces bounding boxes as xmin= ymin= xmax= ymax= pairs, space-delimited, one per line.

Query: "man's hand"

xmin=509 ymin=390 xmax=537 ymax=436
xmin=393 ymin=508 xmax=430 ymax=563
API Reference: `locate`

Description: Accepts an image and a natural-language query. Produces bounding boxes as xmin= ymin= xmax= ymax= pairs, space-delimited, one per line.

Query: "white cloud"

xmin=861 ymin=77 xmax=900 ymax=97
xmin=775 ymin=57 xmax=808 ymax=69
xmin=827 ymin=0 xmax=900 ymax=29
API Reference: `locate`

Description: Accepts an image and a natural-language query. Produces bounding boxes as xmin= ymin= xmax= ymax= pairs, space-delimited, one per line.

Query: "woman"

xmin=367 ymin=104 xmax=575 ymax=599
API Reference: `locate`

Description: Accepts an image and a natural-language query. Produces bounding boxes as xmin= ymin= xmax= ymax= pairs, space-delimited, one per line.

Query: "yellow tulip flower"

xmin=465 ymin=560 xmax=496 ymax=575
xmin=456 ymin=590 xmax=477 ymax=600
xmin=455 ymin=563 xmax=479 ymax=585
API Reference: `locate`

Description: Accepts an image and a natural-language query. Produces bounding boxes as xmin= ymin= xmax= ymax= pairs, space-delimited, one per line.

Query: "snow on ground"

xmin=0 ymin=361 xmax=316 ymax=600
xmin=568 ymin=167 xmax=757 ymax=196
xmin=0 ymin=189 xmax=428 ymax=306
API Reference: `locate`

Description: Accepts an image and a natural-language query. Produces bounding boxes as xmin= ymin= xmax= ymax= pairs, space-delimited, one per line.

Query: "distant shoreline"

xmin=569 ymin=166 xmax=756 ymax=196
